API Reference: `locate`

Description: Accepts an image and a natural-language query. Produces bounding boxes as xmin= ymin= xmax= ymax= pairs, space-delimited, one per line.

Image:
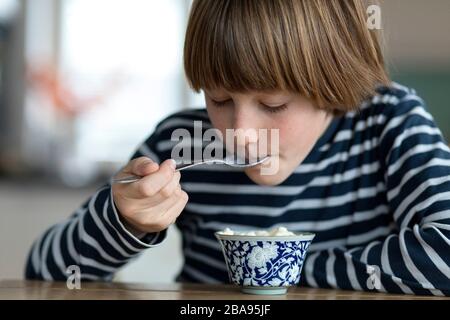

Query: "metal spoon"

xmin=112 ymin=155 xmax=270 ymax=184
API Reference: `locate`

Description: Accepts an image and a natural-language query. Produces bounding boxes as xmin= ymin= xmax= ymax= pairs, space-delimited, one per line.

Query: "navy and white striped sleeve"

xmin=301 ymin=94 xmax=450 ymax=296
xmin=25 ymin=130 xmax=168 ymax=281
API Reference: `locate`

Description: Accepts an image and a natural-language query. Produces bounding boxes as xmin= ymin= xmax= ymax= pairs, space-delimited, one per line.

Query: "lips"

xmin=246 ymin=155 xmax=278 ymax=170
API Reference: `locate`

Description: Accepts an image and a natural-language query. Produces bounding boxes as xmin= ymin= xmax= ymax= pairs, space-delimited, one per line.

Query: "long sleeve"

xmin=25 ymin=186 xmax=167 ymax=281
xmin=300 ymin=94 xmax=450 ymax=296
xmin=25 ymin=132 xmax=167 ymax=281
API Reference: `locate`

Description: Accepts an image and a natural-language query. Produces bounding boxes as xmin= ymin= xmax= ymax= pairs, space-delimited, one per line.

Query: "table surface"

xmin=1 ymin=280 xmax=448 ymax=300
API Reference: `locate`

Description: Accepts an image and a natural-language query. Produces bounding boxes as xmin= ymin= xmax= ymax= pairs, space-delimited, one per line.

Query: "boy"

xmin=26 ymin=0 xmax=450 ymax=295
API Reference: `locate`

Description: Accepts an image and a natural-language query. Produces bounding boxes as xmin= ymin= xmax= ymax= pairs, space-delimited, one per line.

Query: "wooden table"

xmin=0 ymin=280 xmax=448 ymax=300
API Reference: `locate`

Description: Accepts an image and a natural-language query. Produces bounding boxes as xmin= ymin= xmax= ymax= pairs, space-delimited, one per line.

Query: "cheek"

xmin=206 ymin=106 xmax=228 ymax=133
xmin=276 ymin=116 xmax=315 ymax=156
xmin=276 ymin=118 xmax=301 ymax=147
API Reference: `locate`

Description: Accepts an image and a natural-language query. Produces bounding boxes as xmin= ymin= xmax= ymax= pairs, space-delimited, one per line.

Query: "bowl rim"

xmin=214 ymin=231 xmax=315 ymax=242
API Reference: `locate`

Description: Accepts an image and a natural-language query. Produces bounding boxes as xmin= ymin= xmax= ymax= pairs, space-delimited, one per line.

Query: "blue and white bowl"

xmin=215 ymin=231 xmax=315 ymax=295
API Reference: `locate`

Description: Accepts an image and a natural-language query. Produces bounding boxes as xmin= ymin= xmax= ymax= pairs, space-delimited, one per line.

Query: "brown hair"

xmin=183 ymin=0 xmax=390 ymax=114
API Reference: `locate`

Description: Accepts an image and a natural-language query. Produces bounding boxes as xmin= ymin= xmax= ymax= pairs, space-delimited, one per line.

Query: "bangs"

xmin=184 ymin=0 xmax=301 ymax=93
xmin=184 ymin=0 xmax=390 ymax=112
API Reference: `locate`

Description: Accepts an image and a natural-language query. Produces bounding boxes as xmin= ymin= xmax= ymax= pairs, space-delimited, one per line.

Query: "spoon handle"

xmin=112 ymin=175 xmax=142 ymax=184
xmin=111 ymin=160 xmax=219 ymax=184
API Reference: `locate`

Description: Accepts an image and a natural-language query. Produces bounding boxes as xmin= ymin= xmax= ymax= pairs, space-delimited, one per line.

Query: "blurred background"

xmin=0 ymin=0 xmax=449 ymax=284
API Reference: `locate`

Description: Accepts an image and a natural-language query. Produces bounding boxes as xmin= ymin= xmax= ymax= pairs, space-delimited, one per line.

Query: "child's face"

xmin=204 ymin=88 xmax=333 ymax=186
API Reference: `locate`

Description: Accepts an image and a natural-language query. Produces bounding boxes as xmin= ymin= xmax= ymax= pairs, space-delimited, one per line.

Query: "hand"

xmin=112 ymin=157 xmax=188 ymax=234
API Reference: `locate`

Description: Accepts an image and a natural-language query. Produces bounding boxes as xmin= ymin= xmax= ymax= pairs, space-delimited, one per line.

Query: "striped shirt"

xmin=25 ymin=83 xmax=450 ymax=296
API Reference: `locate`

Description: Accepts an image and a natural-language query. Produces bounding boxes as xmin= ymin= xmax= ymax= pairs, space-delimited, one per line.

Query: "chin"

xmin=244 ymin=159 xmax=291 ymax=186
xmin=245 ymin=173 xmax=290 ymax=186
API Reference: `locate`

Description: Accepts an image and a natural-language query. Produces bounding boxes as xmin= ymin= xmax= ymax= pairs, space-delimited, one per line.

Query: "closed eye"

xmin=261 ymin=104 xmax=288 ymax=113
xmin=211 ymin=99 xmax=232 ymax=107
xmin=211 ymin=99 xmax=288 ymax=114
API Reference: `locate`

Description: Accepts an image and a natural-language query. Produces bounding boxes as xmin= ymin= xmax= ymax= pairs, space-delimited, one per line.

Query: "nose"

xmin=231 ymin=107 xmax=259 ymax=158
xmin=233 ymin=107 xmax=259 ymax=142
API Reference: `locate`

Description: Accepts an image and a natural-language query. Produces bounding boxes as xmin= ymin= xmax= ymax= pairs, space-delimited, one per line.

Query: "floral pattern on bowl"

xmin=215 ymin=233 xmax=314 ymax=289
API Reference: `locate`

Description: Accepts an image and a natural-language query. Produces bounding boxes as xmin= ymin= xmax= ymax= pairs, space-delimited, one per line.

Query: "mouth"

xmin=246 ymin=155 xmax=278 ymax=170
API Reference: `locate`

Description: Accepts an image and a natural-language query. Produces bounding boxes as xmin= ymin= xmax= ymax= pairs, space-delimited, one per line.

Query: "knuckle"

xmin=161 ymin=166 xmax=174 ymax=181
xmin=138 ymin=182 xmax=157 ymax=197
xmin=160 ymin=185 xmax=174 ymax=198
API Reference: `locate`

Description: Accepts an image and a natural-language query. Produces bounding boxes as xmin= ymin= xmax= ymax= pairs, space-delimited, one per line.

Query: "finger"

xmin=134 ymin=159 xmax=177 ymax=197
xmin=136 ymin=171 xmax=182 ymax=207
xmin=145 ymin=185 xmax=182 ymax=214
xmin=159 ymin=171 xmax=181 ymax=198
xmin=122 ymin=156 xmax=159 ymax=176
xmin=130 ymin=189 xmax=188 ymax=232
xmin=138 ymin=171 xmax=181 ymax=207
xmin=163 ymin=190 xmax=189 ymax=224
xmin=112 ymin=157 xmax=159 ymax=200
